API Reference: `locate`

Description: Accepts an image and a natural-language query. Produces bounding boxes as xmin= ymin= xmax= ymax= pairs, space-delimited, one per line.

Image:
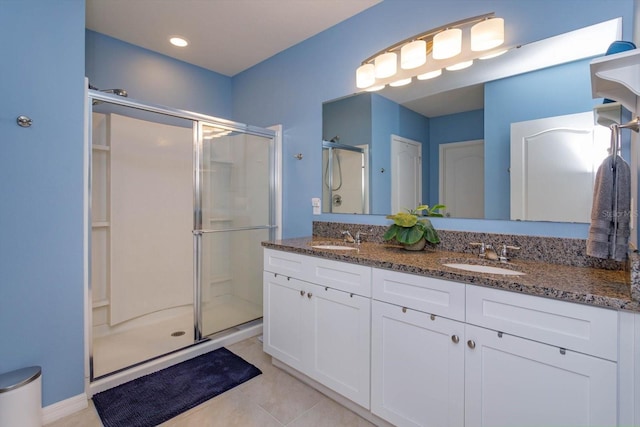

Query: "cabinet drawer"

xmin=372 ymin=268 xmax=465 ymax=321
xmin=264 ymin=248 xmax=307 ymax=277
xmin=309 ymin=257 xmax=372 ymax=297
xmin=264 ymin=248 xmax=372 ymax=296
xmin=466 ymin=285 xmax=618 ymax=361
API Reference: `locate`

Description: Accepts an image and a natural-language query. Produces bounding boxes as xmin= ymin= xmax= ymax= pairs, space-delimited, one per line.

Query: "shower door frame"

xmin=86 ymin=89 xmax=278 ymax=381
xmin=193 ymin=120 xmax=278 ymax=340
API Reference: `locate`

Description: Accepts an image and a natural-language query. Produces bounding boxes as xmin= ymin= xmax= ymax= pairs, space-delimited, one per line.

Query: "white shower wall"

xmin=109 ymin=114 xmax=193 ymax=325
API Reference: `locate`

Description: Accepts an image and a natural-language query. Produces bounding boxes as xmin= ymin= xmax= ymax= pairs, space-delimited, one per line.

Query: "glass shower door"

xmin=195 ymin=123 xmax=274 ymax=338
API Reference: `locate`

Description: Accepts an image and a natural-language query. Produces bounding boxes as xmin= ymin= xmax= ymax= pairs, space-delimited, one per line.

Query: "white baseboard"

xmin=42 ymin=393 xmax=88 ymax=425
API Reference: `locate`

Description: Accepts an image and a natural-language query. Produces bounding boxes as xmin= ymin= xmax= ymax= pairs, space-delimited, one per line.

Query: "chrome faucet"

xmin=470 ymin=242 xmax=519 ymax=262
xmin=498 ymin=244 xmax=521 ymax=263
xmin=341 ymin=230 xmax=355 ymax=243
xmin=470 ymin=242 xmax=491 ymax=258
xmin=355 ymin=231 xmax=367 ymax=244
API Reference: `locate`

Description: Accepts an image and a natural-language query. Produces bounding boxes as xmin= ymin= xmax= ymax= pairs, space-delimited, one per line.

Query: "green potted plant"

xmin=384 ymin=204 xmax=446 ymax=251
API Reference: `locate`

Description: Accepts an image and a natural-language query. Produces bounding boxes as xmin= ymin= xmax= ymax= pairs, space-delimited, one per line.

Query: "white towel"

xmin=587 ymin=155 xmax=630 ymax=261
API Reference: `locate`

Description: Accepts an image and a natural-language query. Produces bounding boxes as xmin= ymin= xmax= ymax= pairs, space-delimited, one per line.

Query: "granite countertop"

xmin=263 ymin=237 xmax=640 ymax=313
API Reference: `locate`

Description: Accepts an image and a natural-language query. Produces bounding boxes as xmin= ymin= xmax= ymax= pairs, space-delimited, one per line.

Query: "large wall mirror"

xmin=322 ymin=18 xmax=627 ymax=222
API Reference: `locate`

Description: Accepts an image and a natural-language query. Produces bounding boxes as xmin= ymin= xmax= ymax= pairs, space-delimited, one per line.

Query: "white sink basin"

xmin=443 ymin=263 xmax=525 ymax=276
xmin=311 ymin=245 xmax=357 ymax=251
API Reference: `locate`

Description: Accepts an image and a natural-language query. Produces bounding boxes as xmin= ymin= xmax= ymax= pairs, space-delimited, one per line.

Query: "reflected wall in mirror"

xmin=321 ymin=18 xmax=627 ymax=222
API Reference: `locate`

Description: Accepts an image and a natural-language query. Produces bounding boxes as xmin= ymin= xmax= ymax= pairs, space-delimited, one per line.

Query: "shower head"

xmin=101 ymin=88 xmax=128 ymax=98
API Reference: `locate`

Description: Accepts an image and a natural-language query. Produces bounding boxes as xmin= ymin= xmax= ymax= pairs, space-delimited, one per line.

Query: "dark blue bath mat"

xmin=92 ymin=347 xmax=262 ymax=427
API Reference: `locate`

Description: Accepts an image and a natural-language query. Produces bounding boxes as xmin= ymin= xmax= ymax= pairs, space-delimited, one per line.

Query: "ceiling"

xmin=86 ymin=0 xmax=381 ymax=77
xmin=402 ymin=84 xmax=484 ymax=118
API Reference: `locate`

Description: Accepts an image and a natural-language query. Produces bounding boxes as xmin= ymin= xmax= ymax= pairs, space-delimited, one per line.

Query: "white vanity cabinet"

xmin=464 ymin=285 xmax=618 ymax=427
xmin=370 ymin=268 xmax=620 ymax=427
xmin=464 ymin=324 xmax=617 ymax=427
xmin=264 ymin=247 xmax=638 ymax=427
xmin=262 ymin=249 xmax=372 ymax=408
xmin=370 ymin=268 xmax=467 ymax=427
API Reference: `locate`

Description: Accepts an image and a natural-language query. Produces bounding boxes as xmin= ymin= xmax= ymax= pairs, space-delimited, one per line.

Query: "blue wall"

xmin=232 ymin=0 xmax=634 ymax=238
xmin=86 ymin=30 xmax=232 ymax=118
xmin=0 ymin=0 xmax=86 ymax=406
xmin=322 ymin=93 xmax=372 ymax=145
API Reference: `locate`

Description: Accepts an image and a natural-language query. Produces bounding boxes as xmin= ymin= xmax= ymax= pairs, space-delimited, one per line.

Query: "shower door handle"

xmin=194 ymin=225 xmax=276 ymax=234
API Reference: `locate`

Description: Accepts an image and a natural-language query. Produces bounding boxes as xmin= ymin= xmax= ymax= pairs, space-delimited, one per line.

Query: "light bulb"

xmin=433 ymin=28 xmax=462 ymax=59
xmin=374 ymin=52 xmax=397 ymax=78
xmin=169 ymin=36 xmax=189 ymax=47
xmin=401 ymin=40 xmax=426 ymax=69
xmin=356 ymin=63 xmax=376 ymax=88
xmin=417 ymin=69 xmax=442 ymax=80
xmin=446 ymin=60 xmax=473 ymax=71
xmin=390 ymin=78 xmax=412 ymax=87
xmin=471 ymin=18 xmax=504 ymax=51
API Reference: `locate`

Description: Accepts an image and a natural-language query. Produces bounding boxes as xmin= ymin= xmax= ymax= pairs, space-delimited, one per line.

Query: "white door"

xmin=510 ymin=112 xmax=610 ymax=222
xmin=262 ymin=272 xmax=309 ymax=371
xmin=371 ymin=300 xmax=465 ymax=427
xmin=308 ymin=284 xmax=371 ymax=408
xmin=439 ymin=140 xmax=484 ymax=218
xmin=391 ymin=135 xmax=422 ymax=213
xmin=465 ymin=324 xmax=617 ymax=427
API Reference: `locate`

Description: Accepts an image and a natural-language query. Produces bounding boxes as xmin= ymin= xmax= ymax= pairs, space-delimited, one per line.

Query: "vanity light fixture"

xmin=356 ymin=12 xmax=507 ymax=91
xmin=169 ymin=36 xmax=189 ymax=47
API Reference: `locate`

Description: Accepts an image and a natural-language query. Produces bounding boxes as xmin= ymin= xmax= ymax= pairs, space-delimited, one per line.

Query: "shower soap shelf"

xmin=591 ymin=48 xmax=640 ymax=113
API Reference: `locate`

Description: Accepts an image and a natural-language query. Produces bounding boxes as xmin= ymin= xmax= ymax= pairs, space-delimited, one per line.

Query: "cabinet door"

xmin=465 ymin=324 xmax=617 ymax=427
xmin=262 ymin=271 xmax=309 ymax=371
xmin=371 ymin=300 xmax=465 ymax=427
xmin=307 ymin=283 xmax=371 ymax=408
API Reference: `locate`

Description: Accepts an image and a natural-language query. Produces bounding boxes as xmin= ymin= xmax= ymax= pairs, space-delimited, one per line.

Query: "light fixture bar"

xmin=360 ymin=12 xmax=495 ymax=65
xmin=356 ymin=12 xmax=507 ymax=90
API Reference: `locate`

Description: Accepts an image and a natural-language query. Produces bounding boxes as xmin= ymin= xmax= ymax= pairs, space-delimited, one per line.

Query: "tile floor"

xmin=45 ymin=337 xmax=375 ymax=426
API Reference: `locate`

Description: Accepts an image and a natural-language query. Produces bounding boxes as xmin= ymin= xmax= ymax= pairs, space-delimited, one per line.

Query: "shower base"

xmin=91 ymin=295 xmax=262 ymax=379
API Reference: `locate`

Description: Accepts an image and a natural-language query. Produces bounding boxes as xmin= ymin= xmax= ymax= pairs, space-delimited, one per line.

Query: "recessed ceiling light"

xmin=169 ymin=36 xmax=189 ymax=47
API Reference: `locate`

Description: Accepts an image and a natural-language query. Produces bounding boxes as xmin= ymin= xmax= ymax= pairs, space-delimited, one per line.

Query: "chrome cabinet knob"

xmin=451 ymin=335 xmax=460 ymax=344
xmin=307 ymin=293 xmax=313 ymax=299
xmin=299 ymin=290 xmax=305 ymax=296
xmin=467 ymin=340 xmax=476 ymax=349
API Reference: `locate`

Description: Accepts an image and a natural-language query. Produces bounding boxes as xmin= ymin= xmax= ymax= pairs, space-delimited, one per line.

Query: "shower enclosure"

xmin=88 ymin=90 xmax=277 ymax=380
xmin=322 ymin=140 xmax=368 ymax=214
